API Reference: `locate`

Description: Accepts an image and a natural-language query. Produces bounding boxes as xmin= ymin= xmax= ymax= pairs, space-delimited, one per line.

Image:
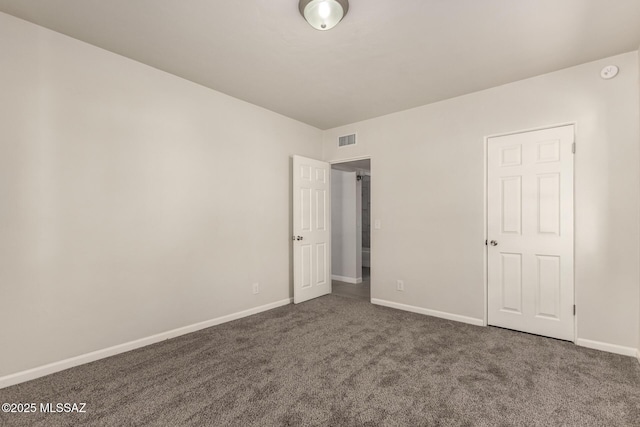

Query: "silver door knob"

xmin=490 ymin=240 xmax=498 ymax=246
xmin=297 ymin=236 xmax=304 ymax=241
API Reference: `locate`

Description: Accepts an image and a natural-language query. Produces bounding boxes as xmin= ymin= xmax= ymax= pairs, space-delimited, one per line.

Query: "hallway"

xmin=332 ymin=267 xmax=370 ymax=301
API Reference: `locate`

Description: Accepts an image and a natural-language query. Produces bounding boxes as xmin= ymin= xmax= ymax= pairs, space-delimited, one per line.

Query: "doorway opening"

xmin=330 ymin=158 xmax=371 ymax=302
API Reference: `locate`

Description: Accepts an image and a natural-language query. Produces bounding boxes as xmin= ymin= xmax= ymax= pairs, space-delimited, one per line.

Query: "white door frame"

xmin=330 ymin=155 xmax=372 ymax=302
xmin=329 ymin=155 xmax=372 ymax=167
xmin=483 ymin=122 xmax=577 ymax=342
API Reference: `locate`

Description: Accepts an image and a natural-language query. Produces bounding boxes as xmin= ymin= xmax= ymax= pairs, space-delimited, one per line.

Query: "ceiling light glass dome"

xmin=299 ymin=0 xmax=349 ymax=31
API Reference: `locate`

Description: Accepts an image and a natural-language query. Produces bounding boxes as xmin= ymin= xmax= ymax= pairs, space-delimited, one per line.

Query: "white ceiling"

xmin=1 ymin=1 xmax=639 ymax=130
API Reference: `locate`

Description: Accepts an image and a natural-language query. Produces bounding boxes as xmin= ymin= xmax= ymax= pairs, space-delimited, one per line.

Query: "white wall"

xmin=323 ymin=52 xmax=640 ymax=352
xmin=331 ymin=169 xmax=360 ymax=282
xmin=0 ymin=12 xmax=322 ymax=378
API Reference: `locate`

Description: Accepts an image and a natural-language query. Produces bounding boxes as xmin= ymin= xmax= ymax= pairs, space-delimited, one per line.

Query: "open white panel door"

xmin=487 ymin=125 xmax=574 ymax=341
xmin=293 ymin=155 xmax=331 ymax=303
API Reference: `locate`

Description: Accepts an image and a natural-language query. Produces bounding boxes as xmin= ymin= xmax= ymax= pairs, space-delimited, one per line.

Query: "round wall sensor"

xmin=600 ymin=65 xmax=619 ymax=79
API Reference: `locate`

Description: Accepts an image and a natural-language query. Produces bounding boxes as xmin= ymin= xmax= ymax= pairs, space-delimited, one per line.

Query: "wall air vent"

xmin=338 ymin=133 xmax=357 ymax=147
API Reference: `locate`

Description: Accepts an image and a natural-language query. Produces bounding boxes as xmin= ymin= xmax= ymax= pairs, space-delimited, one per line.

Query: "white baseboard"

xmin=332 ymin=275 xmax=362 ymax=284
xmin=575 ymin=338 xmax=638 ymax=357
xmin=0 ymin=298 xmax=292 ymax=389
xmin=371 ymin=298 xmax=484 ymax=327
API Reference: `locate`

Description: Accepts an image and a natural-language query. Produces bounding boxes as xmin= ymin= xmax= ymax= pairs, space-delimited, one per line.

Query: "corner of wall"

xmin=0 ymin=12 xmax=321 ymax=381
xmin=637 ymin=46 xmax=640 ymax=359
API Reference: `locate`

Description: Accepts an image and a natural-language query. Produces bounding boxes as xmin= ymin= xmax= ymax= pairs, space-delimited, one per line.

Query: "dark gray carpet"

xmin=1 ymin=295 xmax=639 ymax=426
xmin=332 ymin=267 xmax=371 ymax=301
xmin=332 ymin=281 xmax=370 ymax=301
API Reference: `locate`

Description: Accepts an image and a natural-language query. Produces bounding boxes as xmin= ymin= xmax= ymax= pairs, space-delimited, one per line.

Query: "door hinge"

xmin=573 ymin=305 xmax=576 ymax=316
xmin=572 ymin=142 xmax=576 ymax=154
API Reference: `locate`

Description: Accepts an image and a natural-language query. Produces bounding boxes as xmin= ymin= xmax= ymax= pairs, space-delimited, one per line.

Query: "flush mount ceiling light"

xmin=299 ymin=0 xmax=349 ymax=31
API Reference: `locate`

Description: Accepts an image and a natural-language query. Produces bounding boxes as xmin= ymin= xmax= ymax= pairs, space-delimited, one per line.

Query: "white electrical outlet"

xmin=374 ymin=219 xmax=381 ymax=230
xmin=252 ymin=283 xmax=260 ymax=294
xmin=396 ymin=280 xmax=404 ymax=291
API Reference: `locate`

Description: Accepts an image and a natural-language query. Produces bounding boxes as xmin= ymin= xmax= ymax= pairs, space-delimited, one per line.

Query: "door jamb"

xmin=329 ymin=155 xmax=372 ymax=165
